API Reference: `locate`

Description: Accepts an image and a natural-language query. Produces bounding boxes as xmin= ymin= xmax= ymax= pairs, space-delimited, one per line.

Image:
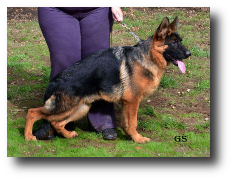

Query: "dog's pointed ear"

xmin=169 ymin=16 xmax=178 ymax=31
xmin=154 ymin=17 xmax=169 ymax=40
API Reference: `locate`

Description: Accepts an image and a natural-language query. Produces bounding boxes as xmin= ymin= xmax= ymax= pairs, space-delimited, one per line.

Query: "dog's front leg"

xmin=121 ymin=100 xmax=150 ymax=143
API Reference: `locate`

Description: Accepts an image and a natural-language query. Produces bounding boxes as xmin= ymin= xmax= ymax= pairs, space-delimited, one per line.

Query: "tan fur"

xmin=25 ymin=107 xmax=45 ymax=141
xmin=51 ymin=104 xmax=91 ymax=138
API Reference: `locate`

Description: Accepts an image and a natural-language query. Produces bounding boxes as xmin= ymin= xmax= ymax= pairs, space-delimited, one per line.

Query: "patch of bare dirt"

xmin=7 ymin=100 xmax=27 ymax=119
xmin=124 ymin=7 xmax=210 ymax=19
xmin=7 ymin=7 xmax=38 ymax=21
xmin=7 ymin=7 xmax=210 ymax=22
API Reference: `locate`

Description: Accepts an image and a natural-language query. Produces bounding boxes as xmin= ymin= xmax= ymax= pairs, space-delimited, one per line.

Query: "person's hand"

xmin=111 ymin=7 xmax=123 ymax=22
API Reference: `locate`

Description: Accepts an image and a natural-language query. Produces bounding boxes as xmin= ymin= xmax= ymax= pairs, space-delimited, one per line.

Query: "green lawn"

xmin=7 ymin=7 xmax=210 ymax=157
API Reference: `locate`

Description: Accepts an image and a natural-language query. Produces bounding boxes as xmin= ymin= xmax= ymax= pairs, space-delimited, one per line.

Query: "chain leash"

xmin=110 ymin=22 xmax=141 ymax=47
xmin=120 ymin=22 xmax=141 ymax=42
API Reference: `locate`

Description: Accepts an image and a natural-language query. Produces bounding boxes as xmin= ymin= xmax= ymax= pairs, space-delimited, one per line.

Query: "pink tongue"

xmin=177 ymin=60 xmax=186 ymax=74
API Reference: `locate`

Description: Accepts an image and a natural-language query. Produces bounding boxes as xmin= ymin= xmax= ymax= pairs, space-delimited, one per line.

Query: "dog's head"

xmin=153 ymin=16 xmax=191 ymax=73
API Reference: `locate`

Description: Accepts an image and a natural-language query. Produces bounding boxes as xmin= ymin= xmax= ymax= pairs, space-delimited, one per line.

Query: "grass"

xmin=7 ymin=7 xmax=210 ymax=157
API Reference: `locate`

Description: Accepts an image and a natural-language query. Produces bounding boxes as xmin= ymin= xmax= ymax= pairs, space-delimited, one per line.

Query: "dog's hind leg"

xmin=51 ymin=120 xmax=78 ymax=138
xmin=24 ymin=107 xmax=46 ymax=141
xmin=50 ymin=103 xmax=91 ymax=139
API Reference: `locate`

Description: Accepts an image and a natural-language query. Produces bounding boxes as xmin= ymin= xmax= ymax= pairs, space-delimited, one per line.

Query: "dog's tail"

xmin=32 ymin=120 xmax=55 ymax=140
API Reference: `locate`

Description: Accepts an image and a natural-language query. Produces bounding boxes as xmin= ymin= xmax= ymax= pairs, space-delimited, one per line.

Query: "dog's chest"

xmin=143 ymin=67 xmax=166 ymax=96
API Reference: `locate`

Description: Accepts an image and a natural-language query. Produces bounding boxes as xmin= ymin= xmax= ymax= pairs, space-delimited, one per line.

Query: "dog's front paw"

xmin=132 ymin=134 xmax=150 ymax=144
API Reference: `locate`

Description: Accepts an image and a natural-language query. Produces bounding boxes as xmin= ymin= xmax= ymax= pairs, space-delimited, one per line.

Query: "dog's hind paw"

xmin=25 ymin=135 xmax=37 ymax=141
xmin=70 ymin=131 xmax=79 ymax=138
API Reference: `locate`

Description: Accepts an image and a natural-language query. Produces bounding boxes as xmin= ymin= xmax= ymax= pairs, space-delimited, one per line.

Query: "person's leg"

xmin=80 ymin=7 xmax=113 ymax=59
xmin=33 ymin=7 xmax=81 ymax=139
xmin=79 ymin=7 xmax=117 ymax=134
xmin=38 ymin=7 xmax=82 ymax=80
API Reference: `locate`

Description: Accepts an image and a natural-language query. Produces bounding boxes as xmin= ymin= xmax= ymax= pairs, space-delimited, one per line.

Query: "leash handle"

xmin=120 ymin=22 xmax=141 ymax=42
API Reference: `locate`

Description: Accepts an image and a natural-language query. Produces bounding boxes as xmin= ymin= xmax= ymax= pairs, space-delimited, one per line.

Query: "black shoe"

xmin=46 ymin=134 xmax=55 ymax=140
xmin=33 ymin=120 xmax=55 ymax=140
xmin=102 ymin=128 xmax=117 ymax=140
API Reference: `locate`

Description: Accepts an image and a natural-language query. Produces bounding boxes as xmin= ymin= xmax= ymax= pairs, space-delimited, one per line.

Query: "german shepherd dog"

xmin=24 ymin=16 xmax=191 ymax=143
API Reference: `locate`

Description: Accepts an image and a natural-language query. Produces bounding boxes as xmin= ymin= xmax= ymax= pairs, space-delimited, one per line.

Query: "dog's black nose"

xmin=186 ymin=50 xmax=191 ymax=57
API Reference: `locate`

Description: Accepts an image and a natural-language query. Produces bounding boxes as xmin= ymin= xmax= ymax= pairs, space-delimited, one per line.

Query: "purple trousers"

xmin=38 ymin=7 xmax=117 ymax=132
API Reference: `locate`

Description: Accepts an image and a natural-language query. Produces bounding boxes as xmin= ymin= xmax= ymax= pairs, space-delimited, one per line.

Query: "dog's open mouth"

xmin=167 ymin=55 xmax=186 ymax=74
